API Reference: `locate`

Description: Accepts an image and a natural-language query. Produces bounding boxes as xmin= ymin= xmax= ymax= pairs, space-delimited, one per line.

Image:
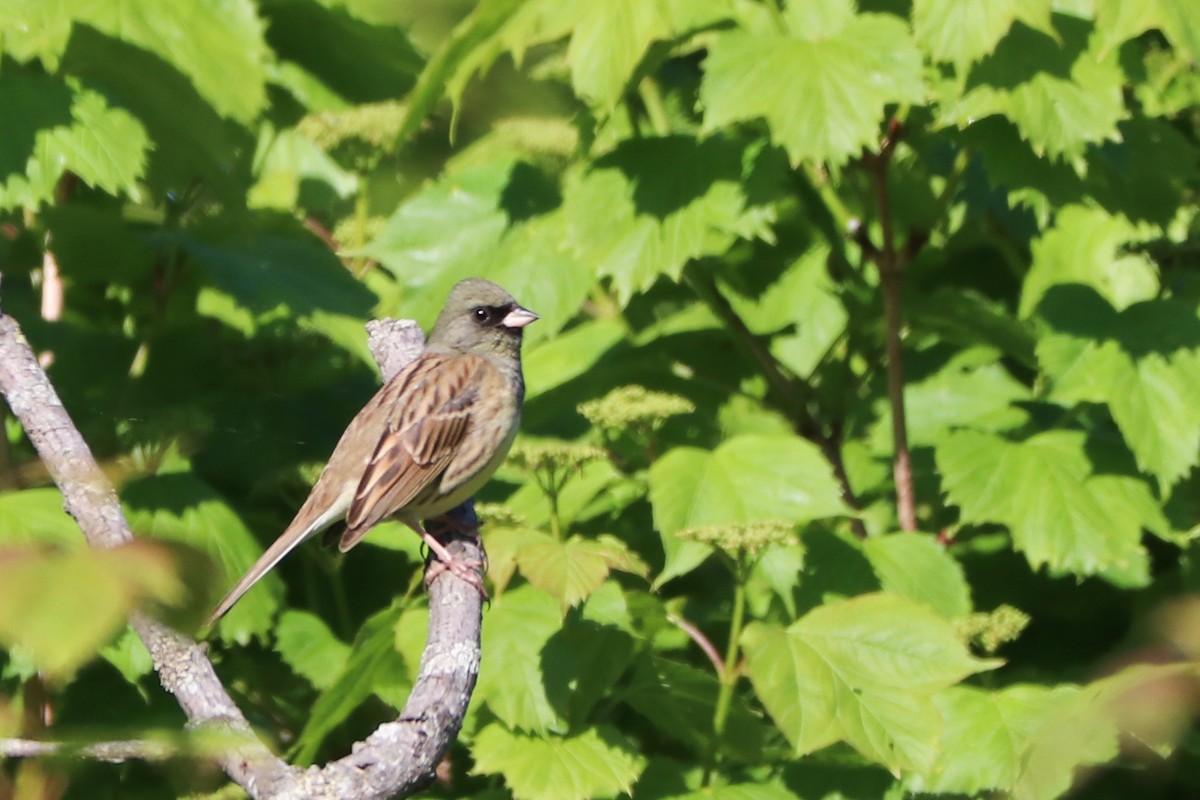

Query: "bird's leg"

xmin=407 ymin=519 xmax=487 ymax=597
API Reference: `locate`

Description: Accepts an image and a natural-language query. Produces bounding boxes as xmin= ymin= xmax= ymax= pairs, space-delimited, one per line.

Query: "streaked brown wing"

xmin=341 ymin=353 xmax=486 ymax=546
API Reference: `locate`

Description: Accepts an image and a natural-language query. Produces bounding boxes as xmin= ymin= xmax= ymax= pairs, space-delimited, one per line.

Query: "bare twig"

xmin=0 ymin=738 xmax=177 ymax=762
xmin=0 ymin=302 xmax=483 ymax=799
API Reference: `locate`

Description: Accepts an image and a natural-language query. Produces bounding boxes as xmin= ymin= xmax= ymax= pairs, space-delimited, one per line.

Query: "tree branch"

xmin=0 ymin=304 xmax=483 ymax=799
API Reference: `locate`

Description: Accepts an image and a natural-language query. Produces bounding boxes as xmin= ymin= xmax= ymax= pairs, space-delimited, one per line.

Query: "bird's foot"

xmin=420 ymin=530 xmax=488 ymax=599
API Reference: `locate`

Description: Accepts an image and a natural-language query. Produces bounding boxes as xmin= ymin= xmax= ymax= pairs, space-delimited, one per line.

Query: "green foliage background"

xmin=1 ymin=0 xmax=1199 ymax=798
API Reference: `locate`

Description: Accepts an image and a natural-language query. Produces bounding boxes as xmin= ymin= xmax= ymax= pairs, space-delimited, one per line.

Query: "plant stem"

xmin=863 ymin=120 xmax=918 ymax=532
xmin=705 ymin=573 xmax=747 ymax=786
xmin=668 ymin=613 xmax=725 ymax=677
xmin=543 ymin=471 xmax=563 ymax=540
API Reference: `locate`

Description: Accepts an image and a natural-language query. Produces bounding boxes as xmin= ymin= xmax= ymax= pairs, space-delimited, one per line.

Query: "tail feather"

xmin=204 ymin=493 xmax=350 ymax=629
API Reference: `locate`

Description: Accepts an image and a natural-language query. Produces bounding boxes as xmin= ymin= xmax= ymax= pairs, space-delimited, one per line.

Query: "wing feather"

xmin=341 ymin=354 xmax=486 ymax=545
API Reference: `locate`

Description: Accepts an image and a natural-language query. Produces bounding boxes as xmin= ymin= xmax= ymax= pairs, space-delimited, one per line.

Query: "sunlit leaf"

xmin=471 ymin=723 xmax=644 ymax=800
xmin=742 ymin=593 xmax=998 ymax=773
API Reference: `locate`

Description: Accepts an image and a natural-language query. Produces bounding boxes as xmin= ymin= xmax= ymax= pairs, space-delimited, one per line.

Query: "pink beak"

xmin=501 ymin=306 xmax=539 ymax=329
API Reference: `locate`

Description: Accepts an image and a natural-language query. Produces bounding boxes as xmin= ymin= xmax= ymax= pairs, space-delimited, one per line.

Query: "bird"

xmin=205 ymin=278 xmax=537 ymax=627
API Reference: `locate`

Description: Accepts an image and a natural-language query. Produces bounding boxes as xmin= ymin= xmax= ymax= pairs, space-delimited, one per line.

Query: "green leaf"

xmin=99 ymin=626 xmax=155 ymax=687
xmin=700 ymin=9 xmax=923 ymax=166
xmin=742 ymin=593 xmax=998 ymax=773
xmin=649 ymin=433 xmax=848 ymax=586
xmin=293 ymin=601 xmax=410 ymax=764
xmin=361 ymin=157 xmax=531 ymax=327
xmin=1036 ymin=289 xmax=1200 ymax=492
xmin=563 ymin=1 xmax=681 ymax=110
xmin=0 ymin=70 xmax=148 ymax=209
xmin=248 ymin=125 xmax=359 ymax=211
xmin=182 ymin=224 xmax=377 ymax=362
xmin=0 ymin=488 xmax=87 ymax=548
xmin=1094 ymin=0 xmax=1200 ymax=62
xmin=471 ymin=723 xmax=644 ymax=800
xmin=1 ymin=0 xmax=268 ymax=121
xmin=261 ymin=0 xmax=422 ymax=106
xmin=953 ymin=18 xmax=1126 ymax=166
xmin=722 ymin=243 xmax=850 ymax=379
xmin=0 ymin=541 xmax=186 ymax=680
xmin=663 ymin=784 xmax=805 ymax=800
xmin=913 ymin=0 xmax=1016 ymax=70
xmin=561 ymin=136 xmax=783 ymax=303
xmin=40 ymin=205 xmax=156 ymax=284
xmin=518 ymin=533 xmax=647 ymax=612
xmin=274 ymin=610 xmax=351 ymax=691
xmin=910 ymin=288 xmax=1038 ymax=369
xmin=918 ymin=684 xmax=1075 ymax=795
xmin=623 ymin=656 xmax=773 ymax=764
xmin=59 ymin=25 xmax=250 ymax=197
xmin=863 ymin=533 xmax=972 ymax=619
xmin=475 ymin=584 xmax=568 ymax=732
xmin=1020 ymin=205 xmax=1158 ymax=318
xmin=869 ymin=354 xmax=1031 ymax=451
xmin=936 ymin=429 xmax=1151 ymax=581
xmin=123 ymin=470 xmax=284 ymax=645
xmin=523 ymin=319 xmax=625 ymax=399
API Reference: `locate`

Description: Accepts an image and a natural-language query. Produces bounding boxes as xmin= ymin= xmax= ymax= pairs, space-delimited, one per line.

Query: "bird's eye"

xmin=473 ymin=307 xmax=491 ymax=323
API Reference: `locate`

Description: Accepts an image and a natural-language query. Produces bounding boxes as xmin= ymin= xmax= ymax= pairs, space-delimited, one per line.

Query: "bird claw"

xmin=419 ymin=528 xmax=488 ymax=600
xmin=423 ymin=555 xmax=489 ymax=600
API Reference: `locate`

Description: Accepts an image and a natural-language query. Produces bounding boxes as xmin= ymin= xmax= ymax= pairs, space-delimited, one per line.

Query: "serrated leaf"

xmin=649 ymin=433 xmax=848 ymax=586
xmin=913 ymin=0 xmax=1016 ymax=70
xmin=0 ymin=71 xmax=148 ymax=209
xmin=955 ymin=19 xmax=1125 ymax=165
xmin=562 ymin=136 xmax=782 ymax=303
xmin=742 ymin=593 xmax=998 ymax=773
xmin=0 ymin=542 xmax=186 ymax=680
xmin=518 ymin=533 xmax=647 ymax=612
xmin=919 ymin=684 xmax=1075 ymax=794
xmin=274 ymin=610 xmax=351 ymax=691
xmin=1094 ymin=0 xmax=1200 ymax=62
xmin=1 ymin=0 xmax=268 ymax=121
xmin=1036 ymin=289 xmax=1200 ymax=492
xmin=475 ymin=584 xmax=568 ymax=732
xmin=700 ymin=10 xmax=923 ymax=166
xmin=123 ymin=470 xmax=284 ymax=645
xmin=566 ymin=1 xmax=678 ymax=110
xmin=936 ymin=429 xmax=1150 ymax=580
xmin=471 ymin=723 xmax=644 ymax=800
xmin=293 ymin=601 xmax=410 ymax=764
xmin=863 ymin=533 xmax=972 ymax=619
xmin=1020 ymin=205 xmax=1158 ymax=318
xmin=60 ymin=25 xmax=250 ymax=197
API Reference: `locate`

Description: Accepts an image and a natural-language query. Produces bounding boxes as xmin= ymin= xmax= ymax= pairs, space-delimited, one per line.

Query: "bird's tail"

xmin=203 ymin=496 xmax=348 ymax=629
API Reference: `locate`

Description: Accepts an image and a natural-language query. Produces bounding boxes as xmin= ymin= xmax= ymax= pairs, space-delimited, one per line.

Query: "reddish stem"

xmin=668 ymin=613 xmax=726 ymax=680
xmin=863 ymin=119 xmax=917 ymax=532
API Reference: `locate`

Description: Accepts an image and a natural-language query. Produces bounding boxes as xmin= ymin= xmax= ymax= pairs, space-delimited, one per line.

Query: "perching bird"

xmin=205 ymin=278 xmax=537 ymax=626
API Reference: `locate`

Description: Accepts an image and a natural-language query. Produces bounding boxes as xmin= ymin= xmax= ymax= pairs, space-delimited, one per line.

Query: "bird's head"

xmin=427 ymin=278 xmax=539 ymax=360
